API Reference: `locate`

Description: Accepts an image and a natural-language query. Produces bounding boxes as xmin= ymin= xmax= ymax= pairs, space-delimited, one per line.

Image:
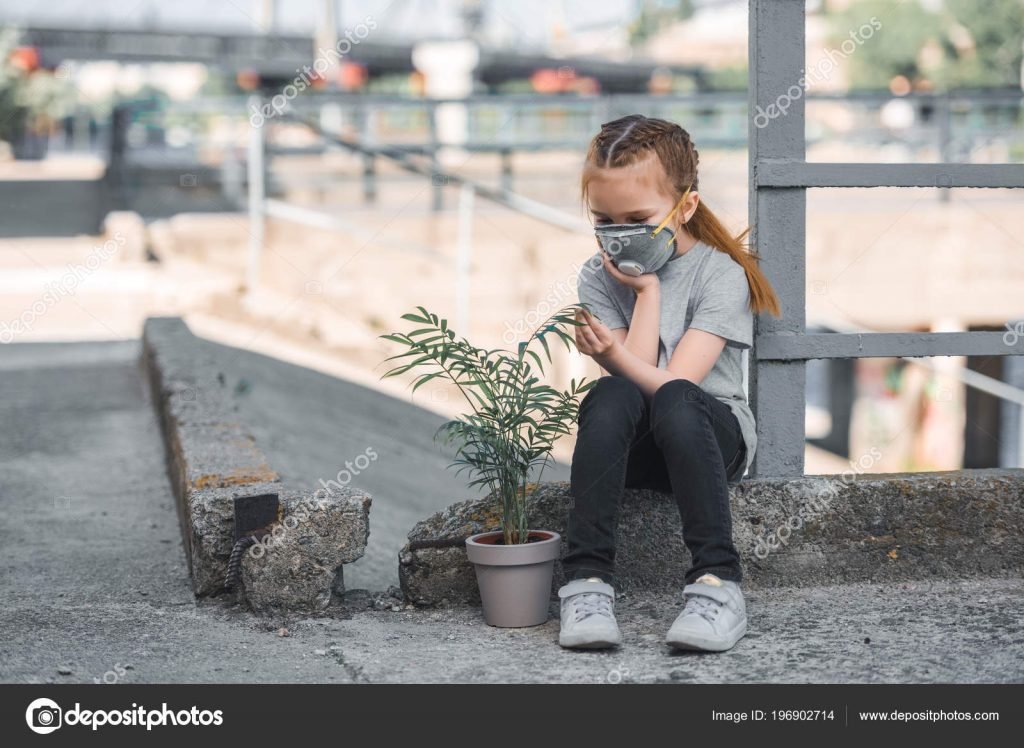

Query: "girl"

xmin=560 ymin=115 xmax=781 ymax=652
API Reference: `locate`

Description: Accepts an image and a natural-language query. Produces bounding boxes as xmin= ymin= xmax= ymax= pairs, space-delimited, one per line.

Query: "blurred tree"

xmin=707 ymin=64 xmax=748 ymax=91
xmin=941 ymin=0 xmax=1023 ymax=87
xmin=832 ymin=0 xmax=1024 ymax=89
xmin=830 ymin=0 xmax=943 ymax=89
xmin=630 ymin=0 xmax=696 ymax=46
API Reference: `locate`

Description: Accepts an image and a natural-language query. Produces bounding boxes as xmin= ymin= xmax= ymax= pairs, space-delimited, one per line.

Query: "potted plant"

xmin=380 ymin=304 xmax=595 ymax=627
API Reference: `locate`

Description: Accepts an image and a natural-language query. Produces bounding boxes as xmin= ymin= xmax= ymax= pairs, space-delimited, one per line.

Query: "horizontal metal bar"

xmin=909 ymin=357 xmax=1024 ymax=407
xmin=286 ymin=114 xmax=591 ymax=233
xmin=264 ymin=199 xmax=445 ymax=259
xmin=127 ymin=89 xmax=1024 ymax=113
xmin=758 ymin=331 xmax=1024 ymax=360
xmin=757 ymin=161 xmax=1024 ymax=188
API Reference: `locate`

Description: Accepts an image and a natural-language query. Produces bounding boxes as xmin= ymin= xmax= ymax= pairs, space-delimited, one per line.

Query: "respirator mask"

xmin=593 ymin=185 xmax=693 ymax=276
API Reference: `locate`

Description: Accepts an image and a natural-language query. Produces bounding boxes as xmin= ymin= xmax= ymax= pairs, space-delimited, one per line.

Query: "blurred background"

xmin=1 ymin=0 xmax=1022 ymax=477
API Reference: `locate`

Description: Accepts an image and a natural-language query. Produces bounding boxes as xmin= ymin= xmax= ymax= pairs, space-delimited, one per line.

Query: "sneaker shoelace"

xmin=569 ymin=592 xmax=613 ymax=624
xmin=684 ymin=594 xmax=722 ymax=624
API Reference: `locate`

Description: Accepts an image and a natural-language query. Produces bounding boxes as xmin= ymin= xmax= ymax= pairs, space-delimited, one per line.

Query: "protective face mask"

xmin=594 ymin=185 xmax=692 ymax=277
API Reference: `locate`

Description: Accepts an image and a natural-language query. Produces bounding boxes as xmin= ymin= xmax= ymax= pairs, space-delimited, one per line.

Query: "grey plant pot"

xmin=465 ymin=530 xmax=561 ymax=628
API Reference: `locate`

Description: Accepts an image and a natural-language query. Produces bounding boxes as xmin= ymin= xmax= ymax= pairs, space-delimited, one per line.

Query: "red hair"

xmin=582 ymin=115 xmax=781 ymax=317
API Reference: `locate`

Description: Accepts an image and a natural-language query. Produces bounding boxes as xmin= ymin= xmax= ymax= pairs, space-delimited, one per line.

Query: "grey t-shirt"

xmin=576 ymin=240 xmax=756 ymax=481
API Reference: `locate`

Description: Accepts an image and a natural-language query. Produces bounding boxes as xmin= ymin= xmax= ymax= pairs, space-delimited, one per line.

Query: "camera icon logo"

xmin=26 ymin=698 xmax=62 ymax=734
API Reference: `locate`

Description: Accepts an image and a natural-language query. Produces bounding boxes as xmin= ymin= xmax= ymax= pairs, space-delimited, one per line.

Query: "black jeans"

xmin=564 ymin=375 xmax=747 ymax=588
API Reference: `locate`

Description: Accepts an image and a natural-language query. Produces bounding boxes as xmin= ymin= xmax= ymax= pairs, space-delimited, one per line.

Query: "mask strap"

xmin=651 ymin=184 xmax=693 ymax=237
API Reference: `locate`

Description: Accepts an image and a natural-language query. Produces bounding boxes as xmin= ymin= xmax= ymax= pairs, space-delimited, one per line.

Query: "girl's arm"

xmin=597 ymin=328 xmax=627 ymax=376
xmin=600 ymin=251 xmax=661 ymax=367
xmin=622 ymin=286 xmax=661 ymax=367
xmin=577 ymin=308 xmax=726 ymax=399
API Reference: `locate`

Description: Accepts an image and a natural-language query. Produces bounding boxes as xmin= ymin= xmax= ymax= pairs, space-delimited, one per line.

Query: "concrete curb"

xmin=240 ymin=488 xmax=371 ymax=615
xmin=142 ymin=317 xmax=370 ymax=612
xmin=399 ymin=471 xmax=1024 ymax=605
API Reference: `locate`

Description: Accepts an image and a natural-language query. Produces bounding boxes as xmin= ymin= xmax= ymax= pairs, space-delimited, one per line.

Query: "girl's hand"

xmin=602 ymin=250 xmax=660 ymax=294
xmin=575 ymin=307 xmax=619 ymax=360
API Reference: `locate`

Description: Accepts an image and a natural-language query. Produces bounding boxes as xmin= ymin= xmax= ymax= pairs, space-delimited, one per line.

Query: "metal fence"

xmin=747 ymin=0 xmax=1024 ymax=477
xmin=91 ymin=88 xmax=1023 ymax=170
xmin=93 ymin=76 xmax=1024 ymax=475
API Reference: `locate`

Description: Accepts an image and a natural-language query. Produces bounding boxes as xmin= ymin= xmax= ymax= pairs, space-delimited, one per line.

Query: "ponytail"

xmin=687 ymin=200 xmax=781 ymax=317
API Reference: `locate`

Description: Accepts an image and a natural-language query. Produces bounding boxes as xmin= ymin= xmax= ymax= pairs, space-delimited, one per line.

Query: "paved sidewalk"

xmin=322 ymin=578 xmax=1024 ymax=684
xmin=1 ymin=341 xmax=1021 ymax=684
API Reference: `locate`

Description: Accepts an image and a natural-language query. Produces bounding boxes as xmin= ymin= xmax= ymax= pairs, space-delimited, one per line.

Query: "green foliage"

xmin=830 ymin=0 xmax=943 ymax=89
xmin=630 ymin=0 xmax=697 ymax=46
xmin=380 ymin=304 xmax=596 ymax=545
xmin=706 ymin=64 xmax=750 ymax=92
xmin=943 ymin=0 xmax=1024 ymax=87
xmin=831 ymin=0 xmax=1024 ymax=89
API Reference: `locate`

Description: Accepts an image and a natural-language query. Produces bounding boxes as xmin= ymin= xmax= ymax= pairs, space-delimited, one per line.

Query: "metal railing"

xmin=134 ymin=83 xmax=1024 ymax=476
xmin=244 ymin=95 xmax=591 ymax=337
xmin=95 ymin=90 xmax=1023 ymax=198
xmin=748 ymin=0 xmax=1024 ymax=477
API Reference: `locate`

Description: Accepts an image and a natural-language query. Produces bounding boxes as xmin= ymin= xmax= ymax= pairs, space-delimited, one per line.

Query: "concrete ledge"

xmin=241 ymin=489 xmax=371 ymax=615
xmin=143 ymin=317 xmax=370 ymax=611
xmin=399 ymin=471 xmax=1024 ymax=605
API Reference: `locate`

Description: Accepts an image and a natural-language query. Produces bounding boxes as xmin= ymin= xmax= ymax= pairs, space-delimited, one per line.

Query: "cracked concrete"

xmin=142 ymin=318 xmax=370 ymax=607
xmin=2 ymin=341 xmax=1021 ymax=684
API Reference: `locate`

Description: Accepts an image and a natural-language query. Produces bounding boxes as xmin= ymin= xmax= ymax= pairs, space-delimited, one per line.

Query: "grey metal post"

xmin=363 ymin=152 xmax=377 ymax=203
xmin=500 ymin=148 xmax=513 ymax=193
xmin=748 ymin=0 xmax=807 ymax=477
xmin=221 ymin=138 xmax=243 ymax=207
xmin=247 ymin=95 xmax=266 ymax=295
xmin=106 ymin=103 xmax=130 ymax=209
xmin=74 ymin=107 xmax=90 ymax=152
xmin=359 ymin=102 xmax=377 ymax=203
xmin=429 ymin=100 xmax=443 ymax=212
xmin=455 ymin=183 xmax=475 ymax=334
xmin=938 ymin=92 xmax=951 ymax=203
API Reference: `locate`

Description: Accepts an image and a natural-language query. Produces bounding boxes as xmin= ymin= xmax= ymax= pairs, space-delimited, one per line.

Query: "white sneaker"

xmin=665 ymin=573 xmax=747 ymax=652
xmin=558 ymin=577 xmax=622 ymax=649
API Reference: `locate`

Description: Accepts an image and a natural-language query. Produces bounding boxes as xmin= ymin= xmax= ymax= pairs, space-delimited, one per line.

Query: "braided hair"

xmin=582 ymin=115 xmax=781 ymax=317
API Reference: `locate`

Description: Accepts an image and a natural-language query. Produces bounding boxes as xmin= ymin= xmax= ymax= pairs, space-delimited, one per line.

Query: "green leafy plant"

xmin=380 ymin=304 xmax=596 ymax=545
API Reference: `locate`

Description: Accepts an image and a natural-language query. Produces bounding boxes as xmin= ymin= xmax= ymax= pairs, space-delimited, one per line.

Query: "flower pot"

xmin=465 ymin=530 xmax=561 ymax=627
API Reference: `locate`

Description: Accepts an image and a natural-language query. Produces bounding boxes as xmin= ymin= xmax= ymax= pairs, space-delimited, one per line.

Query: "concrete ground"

xmin=1 ymin=341 xmax=1022 ymax=684
xmin=192 ymin=334 xmax=571 ymax=591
